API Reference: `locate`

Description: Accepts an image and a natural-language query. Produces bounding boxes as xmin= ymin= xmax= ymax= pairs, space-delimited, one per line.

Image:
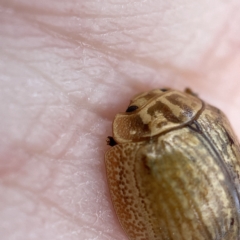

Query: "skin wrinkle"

xmin=0 ymin=47 xmax=98 ymax=119
xmin=199 ymin=12 xmax=236 ymax=70
xmin=0 ymin=65 xmax=85 ymax=156
xmin=0 ymin=2 xmax=212 ymax=76
xmin=4 ymin=181 xmax=85 ymax=226
xmin=7 ymin=5 xmax=157 ymax=20
xmin=1 ymin=47 xmax=101 ymax=156
xmin=4 ymin=161 xmax=105 ymax=226
xmin=2 ymin=166 xmax=56 ymax=194
xmin=1 ymin=10 xmax=209 ymax=89
xmin=22 ymin=104 xmax=49 ymax=140
xmin=0 ymin=150 xmax=29 ymax=177
xmin=1 ymin=1 xmax=240 ymax=240
xmin=0 ymin=13 xmax=168 ymax=90
xmin=45 ymin=126 xmax=79 ymax=159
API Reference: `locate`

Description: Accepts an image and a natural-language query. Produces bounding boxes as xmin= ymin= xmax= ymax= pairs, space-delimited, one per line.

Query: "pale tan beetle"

xmin=105 ymin=88 xmax=240 ymax=240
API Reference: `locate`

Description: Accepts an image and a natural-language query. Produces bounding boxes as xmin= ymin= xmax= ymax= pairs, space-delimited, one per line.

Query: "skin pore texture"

xmin=1 ymin=0 xmax=240 ymax=240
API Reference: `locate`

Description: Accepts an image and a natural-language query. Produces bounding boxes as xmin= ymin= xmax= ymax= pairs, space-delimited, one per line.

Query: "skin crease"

xmin=1 ymin=0 xmax=240 ymax=240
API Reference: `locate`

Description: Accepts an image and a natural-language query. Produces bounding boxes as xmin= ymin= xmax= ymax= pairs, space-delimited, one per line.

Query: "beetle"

xmin=105 ymin=88 xmax=240 ymax=240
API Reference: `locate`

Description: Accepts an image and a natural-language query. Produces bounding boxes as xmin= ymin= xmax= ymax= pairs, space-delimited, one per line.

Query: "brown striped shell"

xmin=105 ymin=88 xmax=240 ymax=240
xmin=112 ymin=89 xmax=202 ymax=143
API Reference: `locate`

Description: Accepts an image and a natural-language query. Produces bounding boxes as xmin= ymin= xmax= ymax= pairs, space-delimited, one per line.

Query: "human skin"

xmin=1 ymin=0 xmax=240 ymax=240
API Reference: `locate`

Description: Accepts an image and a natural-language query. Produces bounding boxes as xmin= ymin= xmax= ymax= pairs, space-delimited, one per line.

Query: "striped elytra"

xmin=105 ymin=88 xmax=240 ymax=240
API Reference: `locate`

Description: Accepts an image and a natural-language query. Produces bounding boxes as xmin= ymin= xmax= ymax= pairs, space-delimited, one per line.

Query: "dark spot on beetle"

xmin=133 ymin=115 xmax=150 ymax=135
xmin=147 ymin=101 xmax=181 ymax=123
xmin=230 ymin=218 xmax=234 ymax=226
xmin=188 ymin=120 xmax=203 ymax=134
xmin=166 ymin=94 xmax=194 ymax=119
xmin=160 ymin=88 xmax=168 ymax=92
xmin=126 ymin=105 xmax=138 ymax=113
xmin=107 ymin=136 xmax=117 ymax=146
xmin=185 ymin=88 xmax=198 ymax=97
xmin=225 ymin=129 xmax=234 ymax=146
